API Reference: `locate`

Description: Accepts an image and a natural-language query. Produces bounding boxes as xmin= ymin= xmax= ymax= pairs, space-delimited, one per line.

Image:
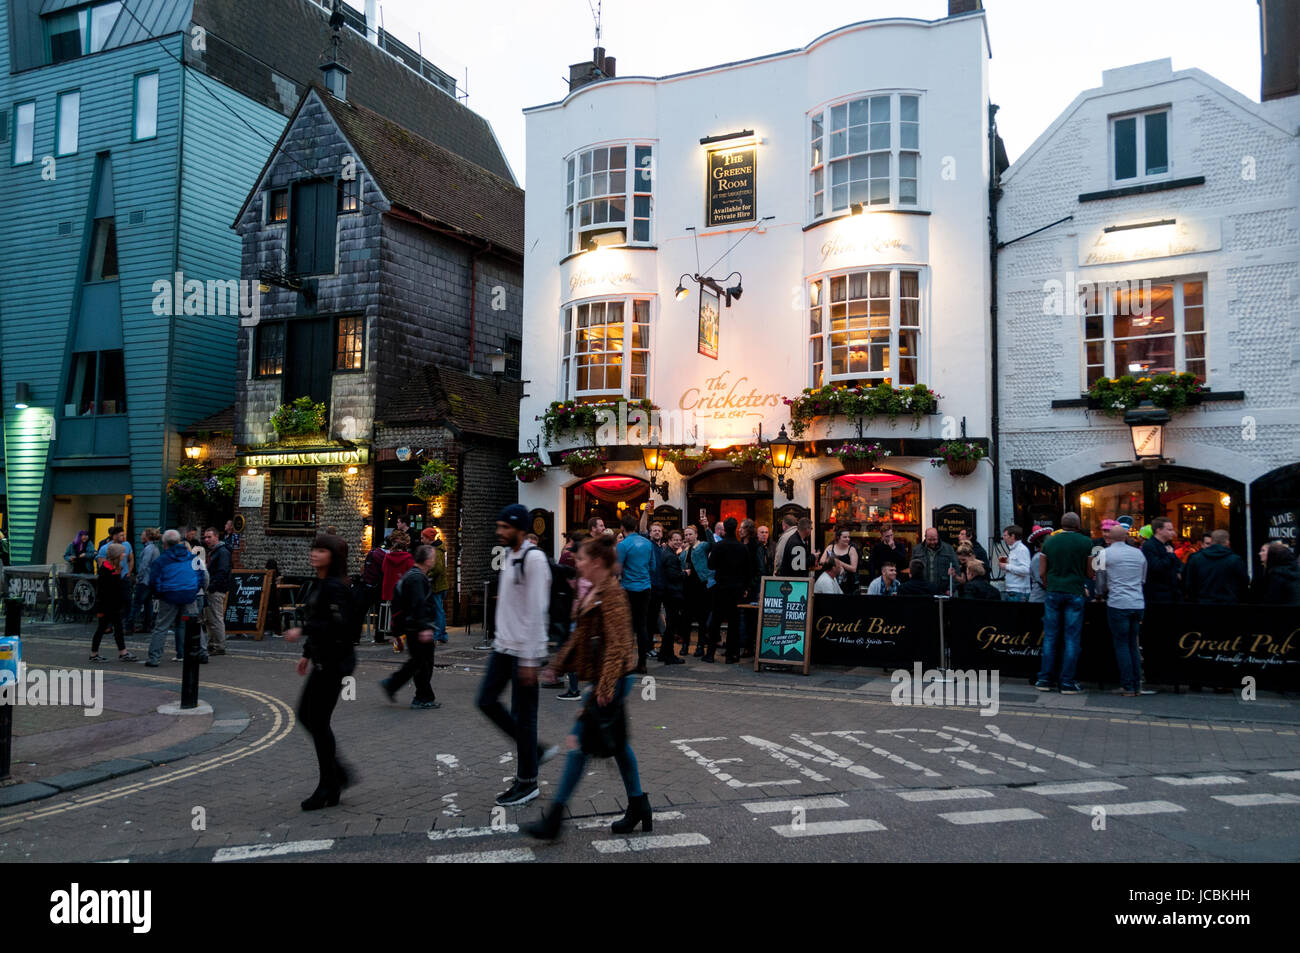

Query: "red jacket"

xmin=381 ymin=549 xmax=414 ymax=601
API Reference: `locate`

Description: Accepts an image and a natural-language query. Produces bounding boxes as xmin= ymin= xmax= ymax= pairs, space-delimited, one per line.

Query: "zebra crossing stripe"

xmin=213 ymin=839 xmax=334 ymax=862
xmin=592 ymin=833 xmax=710 ymax=853
xmin=1068 ymin=801 xmax=1184 ymax=816
xmin=743 ymin=797 xmax=848 ymax=814
xmin=576 ymin=811 xmax=684 ymax=830
xmin=427 ymin=825 xmax=518 ymax=840
xmin=1154 ymin=775 xmax=1245 ymax=786
xmin=1211 ymin=793 xmax=1300 ymax=807
xmin=897 ymin=788 xmax=994 ymax=802
xmin=939 ymin=808 xmax=1044 ymax=825
xmin=429 ymin=848 xmax=535 ymax=863
xmin=771 ymin=819 xmax=886 ymax=837
xmin=1022 ymin=781 xmax=1126 ymax=796
xmin=1268 ymin=771 xmax=1300 ymax=781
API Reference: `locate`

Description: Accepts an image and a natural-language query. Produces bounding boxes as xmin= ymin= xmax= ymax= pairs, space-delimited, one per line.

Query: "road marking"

xmin=771 ymin=819 xmax=886 ymax=837
xmin=427 ymin=825 xmax=519 ymax=840
xmin=1211 ymin=793 xmax=1300 ymax=807
xmin=1154 ymin=775 xmax=1245 ymax=786
xmin=575 ymin=811 xmax=683 ymax=830
xmin=816 ymin=730 xmax=942 ymax=778
xmin=743 ymin=797 xmax=848 ymax=814
xmin=944 ymin=724 xmax=1097 ymax=770
xmin=429 ymin=848 xmax=535 ymax=863
xmin=877 ymin=728 xmax=994 ymax=776
xmin=1022 ymin=781 xmax=1127 ymax=796
xmin=939 ymin=808 xmax=1044 ymax=825
xmin=1269 ymin=771 xmax=1300 ymax=781
xmin=897 ymin=788 xmax=994 ymax=802
xmin=1069 ymin=801 xmax=1185 ymax=816
xmin=670 ymin=738 xmax=800 ymax=788
xmin=592 ymin=833 xmax=710 ymax=853
xmin=214 ymin=839 xmax=334 ymax=862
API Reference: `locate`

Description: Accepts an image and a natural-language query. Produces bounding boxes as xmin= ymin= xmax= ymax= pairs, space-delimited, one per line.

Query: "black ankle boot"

xmin=301 ymin=787 xmax=340 ymax=811
xmin=524 ymin=803 xmax=565 ymax=841
xmin=610 ymin=793 xmax=653 ymax=834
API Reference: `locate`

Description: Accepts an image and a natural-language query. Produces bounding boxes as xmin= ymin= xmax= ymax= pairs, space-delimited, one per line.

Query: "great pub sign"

xmin=706 ymin=146 xmax=756 ymax=228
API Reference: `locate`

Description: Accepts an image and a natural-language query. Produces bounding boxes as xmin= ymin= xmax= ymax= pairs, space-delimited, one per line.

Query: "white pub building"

xmin=518 ymin=2 xmax=1002 ymax=562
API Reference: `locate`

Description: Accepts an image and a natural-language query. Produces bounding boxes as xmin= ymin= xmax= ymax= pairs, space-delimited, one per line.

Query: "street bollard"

xmin=1 ymin=599 xmax=20 ymax=779
xmin=181 ymin=615 xmax=201 ymax=710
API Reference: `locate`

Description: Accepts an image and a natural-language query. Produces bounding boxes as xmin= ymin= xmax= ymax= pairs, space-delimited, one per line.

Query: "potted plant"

xmin=561 ymin=446 xmax=607 ymax=478
xmin=783 ymin=382 xmax=940 ymax=437
xmin=726 ymin=444 xmax=768 ymax=477
xmin=664 ymin=447 xmax=708 ymax=477
xmin=930 ymin=440 xmax=987 ymax=476
xmin=509 ymin=455 xmax=545 ymax=483
xmin=270 ymin=396 xmax=327 ymax=441
xmin=167 ymin=463 xmax=238 ymax=506
xmin=412 ymin=459 xmax=457 ymax=501
xmin=829 ymin=441 xmax=889 ymax=474
xmin=540 ymin=398 xmax=656 ymax=444
xmin=1087 ymin=372 xmax=1205 ymax=417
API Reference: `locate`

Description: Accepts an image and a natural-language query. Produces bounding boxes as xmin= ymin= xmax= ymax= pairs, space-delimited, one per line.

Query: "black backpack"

xmin=519 ymin=547 xmax=575 ymax=644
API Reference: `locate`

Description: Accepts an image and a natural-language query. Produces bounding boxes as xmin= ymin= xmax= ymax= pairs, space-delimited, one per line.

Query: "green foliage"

xmin=784 ymin=383 xmax=939 ymax=437
xmin=270 ymin=396 xmax=327 ymax=435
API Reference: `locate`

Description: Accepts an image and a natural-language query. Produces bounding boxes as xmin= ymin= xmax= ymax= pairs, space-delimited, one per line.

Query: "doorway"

xmin=687 ymin=468 xmax=774 ymax=535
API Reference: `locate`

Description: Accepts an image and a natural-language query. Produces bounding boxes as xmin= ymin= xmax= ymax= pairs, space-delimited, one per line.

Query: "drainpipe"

xmin=988 ymin=102 xmax=1003 ymax=535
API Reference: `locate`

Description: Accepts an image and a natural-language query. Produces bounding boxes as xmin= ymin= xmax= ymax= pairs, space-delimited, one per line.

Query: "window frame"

xmin=84 ymin=216 xmax=119 ymax=283
xmin=269 ymin=467 xmax=319 ymax=529
xmin=132 ymin=71 xmax=159 ymax=142
xmin=338 ymin=174 xmax=360 ymax=214
xmin=62 ymin=349 xmax=127 ymax=417
xmin=44 ymin=1 xmax=122 ymax=64
xmin=266 ymin=188 xmax=289 ymax=224
xmin=55 ymin=89 xmax=80 ymax=157
xmin=809 ymin=91 xmax=922 ymax=221
xmin=807 ymin=267 xmax=925 ymax=388
xmin=564 ymin=141 xmax=654 ymax=255
xmin=288 ymin=177 xmax=339 ymax=277
xmin=1079 ymin=276 xmax=1206 ymax=388
xmin=559 ymin=295 xmax=654 ymax=403
xmin=1110 ymin=107 xmax=1170 ymax=186
xmin=253 ymin=322 xmax=285 ymax=379
xmin=333 ymin=315 xmax=364 ymax=372
xmin=13 ymin=101 xmax=35 ymax=166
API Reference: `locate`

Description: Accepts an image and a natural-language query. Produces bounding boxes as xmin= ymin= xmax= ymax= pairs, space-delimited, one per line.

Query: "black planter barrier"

xmin=945 ymin=600 xmax=1115 ymax=684
xmin=1140 ymin=604 xmax=1299 ymax=692
xmin=810 ymin=594 xmax=942 ymax=670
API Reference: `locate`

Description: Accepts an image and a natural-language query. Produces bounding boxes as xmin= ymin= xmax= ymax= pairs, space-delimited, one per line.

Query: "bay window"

xmin=565 ymin=143 xmax=653 ymax=253
xmin=809 ymin=269 xmax=921 ymax=387
xmin=561 ymin=297 xmax=652 ymax=401
xmin=810 ymin=93 xmax=920 ymax=219
xmin=1081 ymin=277 xmax=1205 ymax=386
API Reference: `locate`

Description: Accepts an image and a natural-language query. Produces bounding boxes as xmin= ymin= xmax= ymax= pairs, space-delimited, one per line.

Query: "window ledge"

xmin=803 ymin=209 xmax=931 ymax=233
xmin=264 ymin=527 xmax=319 ymax=537
xmin=1050 ymin=389 xmax=1244 ymax=410
xmin=1078 ymin=176 xmax=1205 ymax=203
xmin=559 ymin=245 xmax=657 ymax=265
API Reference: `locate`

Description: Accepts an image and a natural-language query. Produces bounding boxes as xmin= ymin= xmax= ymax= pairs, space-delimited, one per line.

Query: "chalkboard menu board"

xmin=756 ymin=576 xmax=812 ymax=674
xmin=224 ymin=570 xmax=272 ymax=638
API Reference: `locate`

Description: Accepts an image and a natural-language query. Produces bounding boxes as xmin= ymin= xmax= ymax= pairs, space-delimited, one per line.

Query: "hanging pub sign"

xmin=698 ymin=285 xmax=720 ymax=360
xmin=932 ymin=504 xmax=977 ymax=547
xmin=756 ymin=576 xmax=812 ymax=674
xmin=706 ymin=145 xmax=756 ymax=228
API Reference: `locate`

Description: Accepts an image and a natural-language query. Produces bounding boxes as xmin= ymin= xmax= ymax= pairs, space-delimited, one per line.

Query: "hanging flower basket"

xmin=726 ymin=445 xmax=768 ymax=477
xmin=664 ymin=448 xmax=707 ymax=477
xmin=412 ymin=459 xmax=457 ymax=501
xmin=509 ymin=455 xmax=545 ymax=483
xmin=829 ymin=442 xmax=889 ymax=474
xmin=931 ymin=440 xmax=986 ymax=477
xmin=561 ymin=447 xmax=606 ymax=478
xmin=270 ymin=396 xmax=328 ymax=437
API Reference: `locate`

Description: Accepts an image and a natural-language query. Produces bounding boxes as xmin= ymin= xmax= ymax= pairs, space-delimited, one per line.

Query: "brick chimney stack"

xmin=1259 ymin=0 xmax=1299 ymax=100
xmin=948 ymin=0 xmax=983 ymax=14
xmin=569 ymin=47 xmax=617 ymax=92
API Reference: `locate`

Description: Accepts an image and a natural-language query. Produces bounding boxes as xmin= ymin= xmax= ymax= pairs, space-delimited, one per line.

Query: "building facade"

xmin=997 ymin=56 xmax=1300 ymax=558
xmin=231 ymin=83 xmax=523 ymax=614
xmin=519 ymin=7 xmax=998 ymax=562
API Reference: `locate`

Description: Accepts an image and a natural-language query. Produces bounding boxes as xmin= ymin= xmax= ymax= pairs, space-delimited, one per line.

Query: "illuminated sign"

xmin=236 ymin=448 xmax=370 ymax=469
xmin=678 ymin=370 xmax=782 ymax=422
xmin=706 ymin=146 xmax=756 ymax=227
xmin=698 ymin=286 xmax=720 ymax=359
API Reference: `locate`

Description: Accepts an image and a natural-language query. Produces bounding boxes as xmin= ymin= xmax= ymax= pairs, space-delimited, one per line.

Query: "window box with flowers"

xmin=1086 ymin=373 xmax=1205 ymax=417
xmin=829 ymin=442 xmax=890 ymax=474
xmin=270 ymin=396 xmax=327 ymax=439
xmin=561 ymin=447 xmax=607 ymax=478
xmin=663 ymin=448 xmax=709 ymax=477
xmin=783 ymin=383 xmax=939 ymax=438
xmin=413 ymin=459 xmax=457 ymax=501
xmin=540 ymin=398 xmax=655 ymax=445
xmin=509 ymin=455 xmax=546 ymax=483
xmin=726 ymin=445 xmax=769 ymax=477
xmin=930 ymin=440 xmax=987 ymax=477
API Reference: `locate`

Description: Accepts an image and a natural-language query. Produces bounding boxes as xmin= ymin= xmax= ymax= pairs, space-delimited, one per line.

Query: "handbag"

xmin=580 ymin=697 xmax=627 ymax=758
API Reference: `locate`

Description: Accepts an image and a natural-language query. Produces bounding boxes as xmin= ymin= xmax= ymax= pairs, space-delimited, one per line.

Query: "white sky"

xmin=375 ymin=0 xmax=1264 ymax=186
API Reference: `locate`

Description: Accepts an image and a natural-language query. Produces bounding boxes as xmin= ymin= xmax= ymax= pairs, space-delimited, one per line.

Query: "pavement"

xmin=1 ymin=619 xmax=1298 ymax=863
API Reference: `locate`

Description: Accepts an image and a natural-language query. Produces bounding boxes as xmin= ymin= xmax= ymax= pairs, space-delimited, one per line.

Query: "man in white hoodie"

xmin=999 ymin=525 xmax=1032 ymax=602
xmin=477 ymin=504 xmax=557 ymax=807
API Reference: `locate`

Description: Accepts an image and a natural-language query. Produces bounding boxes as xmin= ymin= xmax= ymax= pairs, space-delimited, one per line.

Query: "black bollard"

xmin=181 ymin=615 xmax=201 ymax=710
xmin=1 ymin=599 xmax=20 ymax=779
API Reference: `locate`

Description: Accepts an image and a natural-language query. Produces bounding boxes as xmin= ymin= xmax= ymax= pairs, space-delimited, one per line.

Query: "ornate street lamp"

xmin=766 ymin=424 xmax=797 ymax=500
xmin=1124 ymin=401 xmax=1170 ymax=468
xmin=640 ymin=438 xmax=670 ymax=501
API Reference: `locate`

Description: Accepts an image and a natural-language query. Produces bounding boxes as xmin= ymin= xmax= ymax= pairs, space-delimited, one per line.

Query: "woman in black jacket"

xmin=285 ymin=534 xmax=356 ymax=811
xmin=1261 ymin=544 xmax=1300 ymax=606
xmin=89 ymin=543 xmax=136 ymax=662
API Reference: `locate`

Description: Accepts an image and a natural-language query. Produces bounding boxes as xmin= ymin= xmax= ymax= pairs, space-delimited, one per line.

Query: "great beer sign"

xmin=706 ymin=146 xmax=756 ymax=228
xmin=237 ymin=448 xmax=370 ymax=469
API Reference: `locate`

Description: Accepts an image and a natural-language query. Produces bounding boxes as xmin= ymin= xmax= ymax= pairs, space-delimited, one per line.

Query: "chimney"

xmin=365 ymin=0 xmax=379 ymax=46
xmin=321 ymin=58 xmax=352 ymax=101
xmin=1259 ymin=0 xmax=1300 ymax=100
xmin=568 ymin=46 xmax=615 ymax=92
xmin=948 ymin=0 xmax=983 ymax=15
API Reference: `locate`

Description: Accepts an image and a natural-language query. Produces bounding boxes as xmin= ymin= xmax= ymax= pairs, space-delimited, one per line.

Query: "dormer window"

xmin=45 ymin=1 xmax=122 ymax=65
xmin=1112 ymin=108 xmax=1169 ymax=184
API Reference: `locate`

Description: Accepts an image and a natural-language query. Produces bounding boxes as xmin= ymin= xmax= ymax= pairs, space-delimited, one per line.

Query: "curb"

xmin=0 ymin=692 xmax=250 ymax=810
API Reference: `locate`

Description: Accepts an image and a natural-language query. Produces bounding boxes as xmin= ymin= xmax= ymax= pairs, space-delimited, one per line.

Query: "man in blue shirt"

xmin=617 ymin=512 xmax=653 ymax=674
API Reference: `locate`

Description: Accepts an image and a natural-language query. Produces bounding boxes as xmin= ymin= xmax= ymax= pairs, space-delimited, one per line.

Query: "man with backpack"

xmin=361 ymin=539 xmax=388 ymax=639
xmin=380 ymin=544 xmax=441 ymax=709
xmin=145 ymin=529 xmax=208 ymax=667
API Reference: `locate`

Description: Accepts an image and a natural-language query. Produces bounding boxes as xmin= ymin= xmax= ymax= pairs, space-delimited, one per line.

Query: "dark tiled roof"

xmin=317 ymin=90 xmax=524 ymax=258
xmin=379 ymin=366 xmax=521 ymax=441
xmin=182 ymin=405 xmax=236 ymax=434
xmin=191 ymin=0 xmax=515 ymax=182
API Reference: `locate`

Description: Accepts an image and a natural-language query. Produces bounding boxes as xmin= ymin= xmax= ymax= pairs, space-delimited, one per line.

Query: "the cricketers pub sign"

xmin=706 ymin=146 xmax=756 ymax=228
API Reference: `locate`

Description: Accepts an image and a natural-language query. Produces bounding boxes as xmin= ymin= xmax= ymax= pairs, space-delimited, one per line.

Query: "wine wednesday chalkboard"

xmin=756 ymin=576 xmax=812 ymax=674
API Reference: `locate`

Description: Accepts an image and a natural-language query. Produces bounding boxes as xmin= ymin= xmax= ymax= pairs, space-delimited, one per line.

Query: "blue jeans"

xmin=1037 ymin=592 xmax=1085 ymax=688
xmin=432 ymin=591 xmax=447 ymax=642
xmin=1107 ymin=607 xmax=1144 ymax=692
xmin=552 ymin=675 xmax=641 ymax=808
xmin=1004 ymin=590 xmax=1027 ymax=603
xmin=476 ymin=652 xmax=540 ymax=783
xmin=130 ymin=583 xmax=155 ymax=631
